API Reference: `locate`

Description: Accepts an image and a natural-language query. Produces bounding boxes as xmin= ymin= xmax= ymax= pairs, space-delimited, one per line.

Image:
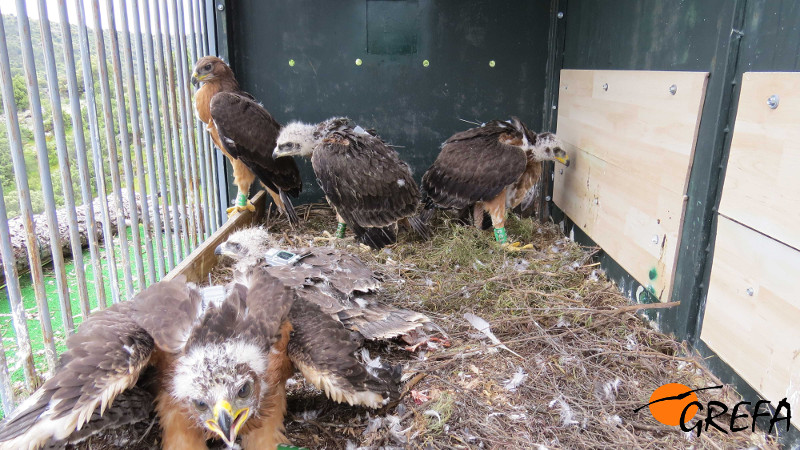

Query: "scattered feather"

xmin=464 ymin=313 xmax=522 ymax=358
xmin=548 ymin=397 xmax=578 ymax=426
xmin=503 ymin=367 xmax=528 ymax=392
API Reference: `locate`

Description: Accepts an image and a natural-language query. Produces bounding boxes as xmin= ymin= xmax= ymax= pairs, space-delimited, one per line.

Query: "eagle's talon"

xmin=225 ymin=202 xmax=256 ymax=217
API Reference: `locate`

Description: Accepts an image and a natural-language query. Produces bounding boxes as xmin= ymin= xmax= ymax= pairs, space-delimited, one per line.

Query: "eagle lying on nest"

xmin=0 ymin=268 xmax=400 ymax=450
xmin=419 ymin=117 xmax=570 ymax=245
xmin=215 ymin=226 xmax=432 ymax=343
xmin=192 ymin=56 xmax=302 ymax=223
xmin=272 ymin=117 xmax=428 ymax=248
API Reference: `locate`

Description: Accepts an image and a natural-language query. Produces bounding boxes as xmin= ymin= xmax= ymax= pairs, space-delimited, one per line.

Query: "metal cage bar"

xmin=36 ymin=0 xmax=91 ymax=326
xmin=102 ymin=0 xmax=145 ymax=295
xmin=131 ymin=0 xmax=169 ymax=277
xmin=14 ymin=0 xmax=73 ymax=352
xmin=57 ymin=0 xmax=107 ymax=319
xmin=161 ymin=0 xmax=192 ymax=259
xmin=75 ymin=0 xmax=119 ymax=308
xmin=0 ymin=10 xmax=37 ymax=390
xmin=116 ymin=0 xmax=157 ymax=288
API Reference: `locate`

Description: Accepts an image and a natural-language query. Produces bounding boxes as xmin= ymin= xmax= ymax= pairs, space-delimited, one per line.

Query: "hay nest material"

xmin=208 ymin=203 xmax=779 ymax=450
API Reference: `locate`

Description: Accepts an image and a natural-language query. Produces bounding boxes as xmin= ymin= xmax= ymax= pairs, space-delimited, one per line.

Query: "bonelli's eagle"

xmin=215 ymin=226 xmax=431 ymax=342
xmin=420 ymin=117 xmax=569 ymax=244
xmin=0 ymin=268 xmax=398 ymax=450
xmin=272 ymin=117 xmax=427 ymax=249
xmin=192 ymin=56 xmax=302 ymax=224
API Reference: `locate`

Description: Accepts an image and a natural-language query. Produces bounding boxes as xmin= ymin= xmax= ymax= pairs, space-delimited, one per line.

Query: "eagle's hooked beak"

xmin=214 ymin=243 xmax=224 ymax=256
xmin=205 ymin=399 xmax=250 ymax=447
xmin=191 ymin=72 xmax=201 ymax=88
xmin=554 ymin=148 xmax=570 ymax=167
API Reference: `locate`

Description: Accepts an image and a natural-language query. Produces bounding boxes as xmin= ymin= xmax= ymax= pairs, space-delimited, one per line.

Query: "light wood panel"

xmin=553 ymin=70 xmax=709 ymax=300
xmin=718 ymin=72 xmax=800 ymax=250
xmin=701 ymin=216 xmax=800 ymax=405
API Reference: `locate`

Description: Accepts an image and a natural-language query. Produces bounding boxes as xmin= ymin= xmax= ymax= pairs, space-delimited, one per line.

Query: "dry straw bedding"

xmin=212 ymin=204 xmax=777 ymax=450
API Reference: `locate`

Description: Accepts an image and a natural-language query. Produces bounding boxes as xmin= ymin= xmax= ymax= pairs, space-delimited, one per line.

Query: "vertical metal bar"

xmin=153 ymin=0 xmax=184 ymax=263
xmin=0 ymin=10 xmax=38 ymax=391
xmin=172 ymin=0 xmax=201 ymax=251
xmin=161 ymin=0 xmax=192 ymax=257
xmin=187 ymin=0 xmax=212 ymax=240
xmin=102 ymin=0 xmax=143 ymax=295
xmin=75 ymin=0 xmax=117 ymax=308
xmin=91 ymin=0 xmax=134 ymax=302
xmin=116 ymin=0 xmax=156 ymax=287
xmin=37 ymin=0 xmax=91 ymax=325
xmin=57 ymin=0 xmax=106 ymax=316
xmin=199 ymin=0 xmax=221 ymax=232
xmin=5 ymin=1 xmax=58 ymax=371
xmin=15 ymin=0 xmax=75 ymax=336
xmin=131 ymin=0 xmax=168 ymax=277
xmin=212 ymin=0 xmax=232 ymax=227
xmin=0 ymin=333 xmax=14 ymax=414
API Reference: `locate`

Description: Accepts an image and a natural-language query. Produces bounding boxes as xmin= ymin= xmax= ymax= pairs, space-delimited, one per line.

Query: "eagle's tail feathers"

xmin=407 ymin=216 xmax=431 ymax=241
xmin=279 ymin=190 xmax=300 ymax=228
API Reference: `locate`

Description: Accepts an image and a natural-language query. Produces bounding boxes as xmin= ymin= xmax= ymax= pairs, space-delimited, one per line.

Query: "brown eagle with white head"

xmin=0 ymin=268 xmax=399 ymax=450
xmin=272 ymin=117 xmax=427 ymax=248
xmin=192 ymin=56 xmax=302 ymax=224
xmin=420 ymin=117 xmax=569 ymax=244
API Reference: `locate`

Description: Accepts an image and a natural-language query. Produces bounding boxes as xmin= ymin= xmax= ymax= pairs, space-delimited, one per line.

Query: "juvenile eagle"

xmin=272 ymin=117 xmax=427 ymax=249
xmin=216 ymin=226 xmax=431 ymax=342
xmin=0 ymin=268 xmax=398 ymax=450
xmin=420 ymin=117 xmax=569 ymax=244
xmin=192 ymin=56 xmax=302 ymax=224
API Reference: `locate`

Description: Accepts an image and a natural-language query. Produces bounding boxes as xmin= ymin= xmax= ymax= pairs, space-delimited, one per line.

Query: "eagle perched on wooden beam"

xmin=192 ymin=56 xmax=302 ymax=224
xmin=0 ymin=268 xmax=399 ymax=450
xmin=272 ymin=117 xmax=427 ymax=248
xmin=420 ymin=117 xmax=569 ymax=245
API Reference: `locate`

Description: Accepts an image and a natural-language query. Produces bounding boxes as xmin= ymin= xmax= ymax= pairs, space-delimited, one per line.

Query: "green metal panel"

xmin=225 ymin=0 xmax=552 ymax=203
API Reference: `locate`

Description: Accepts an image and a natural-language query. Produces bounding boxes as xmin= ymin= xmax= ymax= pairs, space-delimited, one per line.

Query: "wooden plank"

xmin=163 ymin=191 xmax=267 ymax=284
xmin=553 ymin=70 xmax=709 ymax=300
xmin=701 ymin=216 xmax=800 ymax=406
xmin=718 ymin=72 xmax=800 ymax=250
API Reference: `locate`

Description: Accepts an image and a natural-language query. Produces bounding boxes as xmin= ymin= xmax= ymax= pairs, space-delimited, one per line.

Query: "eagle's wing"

xmin=0 ymin=279 xmax=202 ymax=450
xmin=288 ymin=298 xmax=400 ymax=409
xmin=422 ymin=124 xmax=527 ymax=209
xmin=311 ymin=129 xmax=419 ymax=229
xmin=210 ymin=91 xmax=302 ymax=196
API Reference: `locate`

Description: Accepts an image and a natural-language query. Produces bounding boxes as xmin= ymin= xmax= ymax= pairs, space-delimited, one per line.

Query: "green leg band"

xmin=236 ymin=192 xmax=248 ymax=207
xmin=494 ymin=227 xmax=508 ymax=244
xmin=277 ymin=445 xmax=308 ymax=450
xmin=335 ymin=222 xmax=347 ymax=238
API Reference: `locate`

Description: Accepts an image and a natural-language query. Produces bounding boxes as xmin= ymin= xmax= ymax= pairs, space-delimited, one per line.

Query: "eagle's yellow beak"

xmin=191 ymin=72 xmax=207 ymax=88
xmin=205 ymin=399 xmax=250 ymax=446
xmin=554 ymin=149 xmax=570 ymax=167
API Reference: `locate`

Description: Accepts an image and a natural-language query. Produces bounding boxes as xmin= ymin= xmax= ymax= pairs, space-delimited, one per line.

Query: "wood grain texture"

xmin=718 ymin=72 xmax=800 ymax=250
xmin=553 ymin=70 xmax=708 ymax=300
xmin=700 ymin=216 xmax=800 ymax=406
xmin=163 ymin=191 xmax=267 ymax=284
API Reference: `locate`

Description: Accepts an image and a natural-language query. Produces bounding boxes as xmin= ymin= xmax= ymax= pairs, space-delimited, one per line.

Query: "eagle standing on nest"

xmin=192 ymin=56 xmax=302 ymax=224
xmin=0 ymin=268 xmax=398 ymax=450
xmin=272 ymin=117 xmax=427 ymax=249
xmin=420 ymin=117 xmax=569 ymax=245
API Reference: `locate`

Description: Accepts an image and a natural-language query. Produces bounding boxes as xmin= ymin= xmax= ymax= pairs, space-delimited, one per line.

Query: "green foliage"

xmin=11 ymin=75 xmax=28 ymax=111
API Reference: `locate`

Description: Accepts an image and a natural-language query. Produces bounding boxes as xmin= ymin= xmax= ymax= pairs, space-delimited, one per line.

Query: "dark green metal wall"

xmin=222 ymin=0 xmax=552 ymax=204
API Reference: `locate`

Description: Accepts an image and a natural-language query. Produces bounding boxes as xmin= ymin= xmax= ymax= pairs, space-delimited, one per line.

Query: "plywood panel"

xmin=701 ymin=216 xmax=800 ymax=405
xmin=553 ymin=70 xmax=709 ymax=300
xmin=718 ymin=72 xmax=800 ymax=250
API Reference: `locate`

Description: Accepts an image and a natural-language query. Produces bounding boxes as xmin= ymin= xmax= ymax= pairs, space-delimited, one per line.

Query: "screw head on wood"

xmin=669 ymin=84 xmax=677 ymax=95
xmin=602 ymin=83 xmax=608 ymax=91
xmin=651 ymin=235 xmax=659 ymax=244
xmin=559 ymin=168 xmax=564 ymax=175
xmin=217 ymin=3 xmax=224 ymax=11
xmin=545 ymin=196 xmax=552 ymax=201
xmin=557 ymin=11 xmax=564 ymax=19
xmin=746 ymin=287 xmax=754 ymax=296
xmin=767 ymin=94 xmax=779 ymax=109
